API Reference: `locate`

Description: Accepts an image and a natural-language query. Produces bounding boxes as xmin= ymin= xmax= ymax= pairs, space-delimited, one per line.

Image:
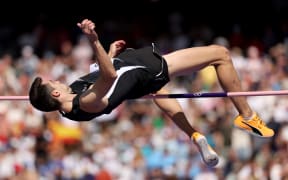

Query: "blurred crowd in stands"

xmin=0 ymin=12 xmax=288 ymax=180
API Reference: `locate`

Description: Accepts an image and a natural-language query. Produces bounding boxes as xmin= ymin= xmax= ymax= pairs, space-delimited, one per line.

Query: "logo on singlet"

xmin=82 ymin=84 xmax=88 ymax=92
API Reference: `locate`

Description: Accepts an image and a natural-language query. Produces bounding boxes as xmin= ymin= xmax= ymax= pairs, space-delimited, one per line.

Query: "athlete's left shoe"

xmin=234 ymin=112 xmax=274 ymax=138
xmin=192 ymin=132 xmax=219 ymax=167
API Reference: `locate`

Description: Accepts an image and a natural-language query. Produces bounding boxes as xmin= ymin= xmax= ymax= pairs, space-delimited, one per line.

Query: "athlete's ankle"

xmin=240 ymin=111 xmax=255 ymax=120
xmin=191 ymin=132 xmax=203 ymax=139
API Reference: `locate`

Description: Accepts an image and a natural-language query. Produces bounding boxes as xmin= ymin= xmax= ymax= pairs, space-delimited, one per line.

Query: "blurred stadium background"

xmin=0 ymin=0 xmax=288 ymax=179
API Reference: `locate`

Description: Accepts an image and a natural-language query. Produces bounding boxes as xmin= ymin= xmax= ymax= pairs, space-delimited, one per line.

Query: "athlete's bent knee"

xmin=209 ymin=45 xmax=231 ymax=64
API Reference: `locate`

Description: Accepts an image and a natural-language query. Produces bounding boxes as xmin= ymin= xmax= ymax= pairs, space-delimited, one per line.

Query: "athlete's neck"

xmin=61 ymin=94 xmax=76 ymax=113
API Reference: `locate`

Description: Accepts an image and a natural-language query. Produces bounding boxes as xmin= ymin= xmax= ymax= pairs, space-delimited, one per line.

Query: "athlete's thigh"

xmin=163 ymin=45 xmax=226 ymax=77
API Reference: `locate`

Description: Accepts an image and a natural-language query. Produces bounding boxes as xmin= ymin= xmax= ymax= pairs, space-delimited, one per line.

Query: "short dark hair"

xmin=29 ymin=77 xmax=61 ymax=112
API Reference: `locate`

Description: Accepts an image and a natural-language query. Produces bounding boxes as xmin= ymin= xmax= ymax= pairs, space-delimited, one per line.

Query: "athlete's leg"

xmin=153 ymin=88 xmax=196 ymax=136
xmin=163 ymin=45 xmax=274 ymax=137
xmin=163 ymin=45 xmax=251 ymax=116
xmin=153 ymin=88 xmax=219 ymax=167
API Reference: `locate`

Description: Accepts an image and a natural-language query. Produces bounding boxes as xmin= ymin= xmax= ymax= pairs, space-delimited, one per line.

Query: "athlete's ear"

xmin=51 ymin=90 xmax=60 ymax=98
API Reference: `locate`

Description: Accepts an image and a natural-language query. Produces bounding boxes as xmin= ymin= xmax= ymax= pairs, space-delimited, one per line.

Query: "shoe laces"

xmin=254 ymin=115 xmax=266 ymax=127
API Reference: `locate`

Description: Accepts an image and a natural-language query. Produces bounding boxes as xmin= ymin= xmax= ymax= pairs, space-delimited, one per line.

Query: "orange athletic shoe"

xmin=234 ymin=112 xmax=274 ymax=138
xmin=192 ymin=132 xmax=219 ymax=167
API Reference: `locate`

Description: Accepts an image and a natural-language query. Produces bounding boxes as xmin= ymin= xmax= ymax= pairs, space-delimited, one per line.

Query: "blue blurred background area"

xmin=0 ymin=0 xmax=288 ymax=179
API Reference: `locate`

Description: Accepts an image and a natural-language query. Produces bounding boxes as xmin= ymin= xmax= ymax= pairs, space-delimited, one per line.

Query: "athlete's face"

xmin=44 ymin=80 xmax=72 ymax=94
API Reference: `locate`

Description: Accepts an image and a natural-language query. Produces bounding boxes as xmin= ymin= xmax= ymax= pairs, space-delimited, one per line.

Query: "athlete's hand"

xmin=77 ymin=19 xmax=99 ymax=42
xmin=108 ymin=40 xmax=126 ymax=58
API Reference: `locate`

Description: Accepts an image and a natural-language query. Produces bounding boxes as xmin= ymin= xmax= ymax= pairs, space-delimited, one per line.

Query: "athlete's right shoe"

xmin=234 ymin=112 xmax=274 ymax=138
xmin=192 ymin=132 xmax=219 ymax=167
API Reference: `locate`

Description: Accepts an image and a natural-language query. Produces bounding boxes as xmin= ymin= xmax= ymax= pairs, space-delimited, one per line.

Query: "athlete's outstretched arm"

xmin=152 ymin=88 xmax=198 ymax=137
xmin=77 ymin=19 xmax=117 ymax=104
xmin=77 ymin=19 xmax=116 ymax=81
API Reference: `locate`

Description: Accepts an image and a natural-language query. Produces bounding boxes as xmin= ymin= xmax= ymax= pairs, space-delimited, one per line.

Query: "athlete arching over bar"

xmin=29 ymin=18 xmax=274 ymax=167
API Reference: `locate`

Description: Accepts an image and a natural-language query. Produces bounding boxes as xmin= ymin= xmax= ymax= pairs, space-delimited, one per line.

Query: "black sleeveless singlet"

xmin=61 ymin=44 xmax=170 ymax=121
